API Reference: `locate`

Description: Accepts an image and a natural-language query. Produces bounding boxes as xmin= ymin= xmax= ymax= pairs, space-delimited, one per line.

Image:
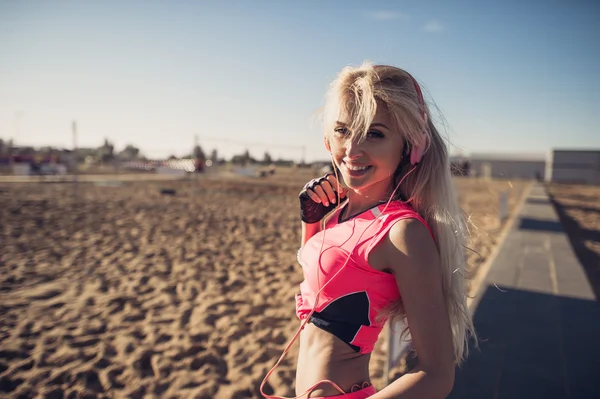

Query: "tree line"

xmin=0 ymin=138 xmax=301 ymax=167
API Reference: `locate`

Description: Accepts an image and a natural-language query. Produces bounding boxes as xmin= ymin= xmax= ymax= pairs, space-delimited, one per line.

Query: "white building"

xmin=545 ymin=149 xmax=600 ymax=185
xmin=466 ymin=153 xmax=546 ymax=180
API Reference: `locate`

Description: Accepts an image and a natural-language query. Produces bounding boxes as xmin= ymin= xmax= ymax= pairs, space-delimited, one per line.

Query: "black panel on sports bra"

xmin=309 ymin=291 xmax=371 ymax=352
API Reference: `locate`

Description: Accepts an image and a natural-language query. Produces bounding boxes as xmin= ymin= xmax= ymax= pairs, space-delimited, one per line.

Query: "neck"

xmin=343 ymin=181 xmax=393 ymax=219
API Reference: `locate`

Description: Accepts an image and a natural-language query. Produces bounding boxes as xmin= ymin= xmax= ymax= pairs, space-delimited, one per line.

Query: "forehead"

xmin=337 ymin=103 xmax=395 ymax=129
xmin=372 ymin=106 xmax=394 ymax=127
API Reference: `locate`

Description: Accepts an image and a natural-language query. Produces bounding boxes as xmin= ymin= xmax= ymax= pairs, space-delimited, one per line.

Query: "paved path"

xmin=449 ymin=183 xmax=600 ymax=399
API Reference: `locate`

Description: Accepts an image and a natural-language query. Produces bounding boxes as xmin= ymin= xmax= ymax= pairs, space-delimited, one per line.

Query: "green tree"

xmin=118 ymin=144 xmax=141 ymax=161
xmin=263 ymin=151 xmax=272 ymax=165
xmin=98 ymin=138 xmax=115 ymax=163
xmin=193 ymin=145 xmax=205 ymax=161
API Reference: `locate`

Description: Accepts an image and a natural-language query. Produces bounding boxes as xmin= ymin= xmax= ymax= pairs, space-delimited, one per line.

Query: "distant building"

xmin=466 ymin=153 xmax=546 ymax=180
xmin=545 ymin=149 xmax=600 ymax=185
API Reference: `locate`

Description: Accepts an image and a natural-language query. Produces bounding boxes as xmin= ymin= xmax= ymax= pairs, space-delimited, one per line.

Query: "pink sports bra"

xmin=295 ymin=200 xmax=433 ymax=354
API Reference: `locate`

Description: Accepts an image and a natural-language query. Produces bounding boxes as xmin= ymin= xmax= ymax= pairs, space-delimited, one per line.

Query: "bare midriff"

xmin=295 ymin=323 xmax=371 ymax=398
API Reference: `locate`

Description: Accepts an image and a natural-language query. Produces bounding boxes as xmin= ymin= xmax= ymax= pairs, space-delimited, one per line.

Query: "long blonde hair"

xmin=321 ymin=62 xmax=477 ymax=365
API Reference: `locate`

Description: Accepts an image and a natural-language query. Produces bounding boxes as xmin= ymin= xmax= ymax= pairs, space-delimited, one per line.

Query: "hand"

xmin=299 ymin=173 xmax=347 ymax=224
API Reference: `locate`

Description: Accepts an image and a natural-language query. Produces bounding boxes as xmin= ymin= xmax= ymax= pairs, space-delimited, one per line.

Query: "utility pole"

xmin=72 ymin=121 xmax=78 ymax=201
xmin=193 ymin=134 xmax=199 ymax=188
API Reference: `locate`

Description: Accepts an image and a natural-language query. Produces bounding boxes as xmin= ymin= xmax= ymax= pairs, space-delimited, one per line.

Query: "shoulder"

xmin=388 ymin=218 xmax=435 ymax=250
xmin=382 ymin=218 xmax=440 ymax=272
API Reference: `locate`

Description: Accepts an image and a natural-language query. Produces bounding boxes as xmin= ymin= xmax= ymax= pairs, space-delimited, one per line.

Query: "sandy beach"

xmin=0 ymin=171 xmax=529 ymax=398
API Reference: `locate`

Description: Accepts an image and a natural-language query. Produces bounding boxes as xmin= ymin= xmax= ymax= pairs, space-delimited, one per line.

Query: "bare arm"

xmin=301 ymin=221 xmax=322 ymax=246
xmin=371 ymin=219 xmax=455 ymax=399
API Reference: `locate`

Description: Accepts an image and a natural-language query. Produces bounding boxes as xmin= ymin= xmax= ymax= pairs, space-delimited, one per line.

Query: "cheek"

xmin=329 ymin=142 xmax=345 ymax=157
xmin=377 ymin=146 xmax=403 ymax=169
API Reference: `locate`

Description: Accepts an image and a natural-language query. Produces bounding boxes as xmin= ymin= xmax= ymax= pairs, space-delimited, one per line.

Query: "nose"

xmin=343 ymin=137 xmax=363 ymax=160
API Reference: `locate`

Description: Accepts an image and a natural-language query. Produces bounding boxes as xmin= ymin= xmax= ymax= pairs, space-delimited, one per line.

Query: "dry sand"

xmin=0 ymin=171 xmax=528 ymax=398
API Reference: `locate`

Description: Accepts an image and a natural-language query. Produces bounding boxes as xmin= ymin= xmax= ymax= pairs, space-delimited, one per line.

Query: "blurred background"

xmin=1 ymin=0 xmax=598 ymax=166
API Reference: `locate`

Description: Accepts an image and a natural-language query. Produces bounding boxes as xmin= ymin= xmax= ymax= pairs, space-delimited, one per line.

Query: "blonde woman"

xmin=262 ymin=63 xmax=476 ymax=399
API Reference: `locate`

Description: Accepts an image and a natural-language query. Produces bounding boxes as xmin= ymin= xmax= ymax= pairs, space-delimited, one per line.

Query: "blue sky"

xmin=1 ymin=0 xmax=598 ymax=162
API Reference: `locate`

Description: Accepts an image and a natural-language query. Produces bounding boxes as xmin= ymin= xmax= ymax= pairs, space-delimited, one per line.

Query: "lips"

xmin=342 ymin=162 xmax=372 ymax=177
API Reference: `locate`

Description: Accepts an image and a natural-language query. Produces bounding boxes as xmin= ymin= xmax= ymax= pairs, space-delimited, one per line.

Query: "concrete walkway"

xmin=449 ymin=183 xmax=600 ymax=399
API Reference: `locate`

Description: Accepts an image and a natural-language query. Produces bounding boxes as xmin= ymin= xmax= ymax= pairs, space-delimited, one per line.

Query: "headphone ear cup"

xmin=403 ymin=141 xmax=424 ymax=166
xmin=410 ymin=146 xmax=423 ymax=165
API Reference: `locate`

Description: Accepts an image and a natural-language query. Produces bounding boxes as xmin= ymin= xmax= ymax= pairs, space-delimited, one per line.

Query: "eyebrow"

xmin=370 ymin=122 xmax=390 ymax=130
xmin=335 ymin=121 xmax=390 ymax=130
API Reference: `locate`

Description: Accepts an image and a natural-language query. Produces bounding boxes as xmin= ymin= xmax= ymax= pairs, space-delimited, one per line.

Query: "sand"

xmin=0 ymin=171 xmax=528 ymax=398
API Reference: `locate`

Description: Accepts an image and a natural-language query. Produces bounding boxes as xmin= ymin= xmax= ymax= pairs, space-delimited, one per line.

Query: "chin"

xmin=342 ymin=178 xmax=374 ymax=192
xmin=346 ymin=175 xmax=392 ymax=194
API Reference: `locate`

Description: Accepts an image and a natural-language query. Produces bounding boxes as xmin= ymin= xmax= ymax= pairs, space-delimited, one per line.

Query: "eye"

xmin=334 ymin=127 xmax=350 ymax=136
xmin=367 ymin=130 xmax=385 ymax=139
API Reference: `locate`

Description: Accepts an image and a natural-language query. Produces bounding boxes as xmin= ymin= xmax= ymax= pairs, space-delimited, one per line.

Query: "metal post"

xmin=72 ymin=121 xmax=78 ymax=201
xmin=499 ymin=191 xmax=508 ymax=224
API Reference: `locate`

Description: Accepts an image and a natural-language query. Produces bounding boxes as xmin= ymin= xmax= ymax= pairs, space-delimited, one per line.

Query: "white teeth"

xmin=346 ymin=164 xmax=369 ymax=171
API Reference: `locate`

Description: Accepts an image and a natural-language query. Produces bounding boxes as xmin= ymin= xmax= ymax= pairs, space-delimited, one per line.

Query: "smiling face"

xmin=326 ymin=104 xmax=405 ymax=195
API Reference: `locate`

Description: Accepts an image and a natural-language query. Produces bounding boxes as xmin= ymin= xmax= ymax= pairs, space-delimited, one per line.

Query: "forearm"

xmin=301 ymin=221 xmax=322 ymax=246
xmin=369 ymin=365 xmax=454 ymax=399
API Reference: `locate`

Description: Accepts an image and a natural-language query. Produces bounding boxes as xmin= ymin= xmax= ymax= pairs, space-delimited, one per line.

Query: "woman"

xmin=262 ymin=63 xmax=476 ymax=398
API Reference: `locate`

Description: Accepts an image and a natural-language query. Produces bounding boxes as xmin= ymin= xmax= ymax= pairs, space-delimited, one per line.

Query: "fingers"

xmin=319 ymin=181 xmax=338 ymax=206
xmin=304 ymin=187 xmax=322 ymax=204
xmin=303 ymin=174 xmax=347 ymax=206
xmin=311 ymin=185 xmax=331 ymax=207
xmin=325 ymin=174 xmax=347 ymax=198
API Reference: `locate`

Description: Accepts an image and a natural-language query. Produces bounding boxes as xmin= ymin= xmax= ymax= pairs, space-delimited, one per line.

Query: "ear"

xmin=323 ymin=136 xmax=331 ymax=153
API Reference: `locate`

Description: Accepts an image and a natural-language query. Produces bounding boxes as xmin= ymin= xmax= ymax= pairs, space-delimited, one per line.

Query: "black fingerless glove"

xmin=298 ymin=175 xmax=338 ymax=224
